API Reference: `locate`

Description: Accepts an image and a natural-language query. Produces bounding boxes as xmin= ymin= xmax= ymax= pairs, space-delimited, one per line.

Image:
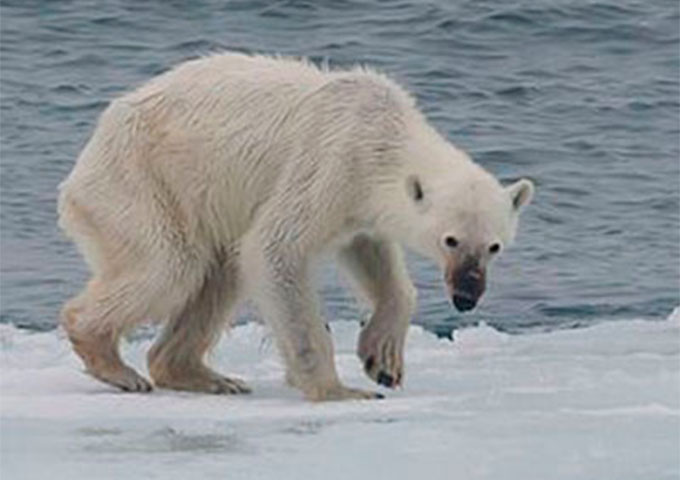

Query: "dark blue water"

xmin=1 ymin=0 xmax=678 ymax=336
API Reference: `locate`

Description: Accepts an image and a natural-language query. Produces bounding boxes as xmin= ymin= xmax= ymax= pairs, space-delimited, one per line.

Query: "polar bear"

xmin=58 ymin=52 xmax=534 ymax=401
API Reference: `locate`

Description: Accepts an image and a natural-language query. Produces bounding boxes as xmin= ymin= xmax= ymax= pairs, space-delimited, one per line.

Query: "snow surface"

xmin=1 ymin=309 xmax=679 ymax=480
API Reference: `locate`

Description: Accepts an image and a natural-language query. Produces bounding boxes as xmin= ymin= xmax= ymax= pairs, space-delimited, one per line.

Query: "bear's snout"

xmin=452 ymin=293 xmax=477 ymax=312
xmin=445 ymin=257 xmax=486 ymax=313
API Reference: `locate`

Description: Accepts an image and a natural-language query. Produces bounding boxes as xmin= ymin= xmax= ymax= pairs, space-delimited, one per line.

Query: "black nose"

xmin=452 ymin=294 xmax=477 ymax=312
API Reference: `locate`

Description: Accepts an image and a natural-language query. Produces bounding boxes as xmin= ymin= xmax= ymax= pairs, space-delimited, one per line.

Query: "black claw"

xmin=376 ymin=371 xmax=394 ymax=388
xmin=364 ymin=356 xmax=375 ymax=372
xmin=375 ymin=392 xmax=385 ymax=400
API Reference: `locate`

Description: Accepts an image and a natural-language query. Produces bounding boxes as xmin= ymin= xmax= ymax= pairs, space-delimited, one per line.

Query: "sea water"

xmin=1 ymin=0 xmax=678 ymax=336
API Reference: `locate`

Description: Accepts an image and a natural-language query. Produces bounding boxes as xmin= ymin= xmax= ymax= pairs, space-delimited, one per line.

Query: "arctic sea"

xmin=1 ymin=0 xmax=678 ymax=336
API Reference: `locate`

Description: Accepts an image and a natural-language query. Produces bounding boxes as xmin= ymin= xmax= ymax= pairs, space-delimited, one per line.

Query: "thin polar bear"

xmin=58 ymin=52 xmax=534 ymax=401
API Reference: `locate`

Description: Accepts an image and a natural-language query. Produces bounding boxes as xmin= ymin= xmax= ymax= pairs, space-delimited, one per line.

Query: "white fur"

xmin=58 ymin=52 xmax=533 ymax=400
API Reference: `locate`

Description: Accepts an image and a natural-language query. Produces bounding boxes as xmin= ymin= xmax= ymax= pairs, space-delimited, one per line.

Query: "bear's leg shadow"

xmin=242 ymin=234 xmax=383 ymax=402
xmin=338 ymin=234 xmax=416 ymax=388
xmin=147 ymin=252 xmax=251 ymax=394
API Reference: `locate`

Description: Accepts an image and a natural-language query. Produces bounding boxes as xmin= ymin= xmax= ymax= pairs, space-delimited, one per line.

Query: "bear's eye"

xmin=444 ymin=236 xmax=459 ymax=249
xmin=489 ymin=243 xmax=501 ymax=254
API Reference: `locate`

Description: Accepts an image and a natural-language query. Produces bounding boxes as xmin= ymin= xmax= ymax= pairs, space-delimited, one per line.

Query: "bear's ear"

xmin=406 ymin=175 xmax=424 ymax=203
xmin=507 ymin=178 xmax=535 ymax=211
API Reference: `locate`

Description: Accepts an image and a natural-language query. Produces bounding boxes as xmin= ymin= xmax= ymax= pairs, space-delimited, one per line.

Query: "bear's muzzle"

xmin=445 ymin=256 xmax=486 ymax=313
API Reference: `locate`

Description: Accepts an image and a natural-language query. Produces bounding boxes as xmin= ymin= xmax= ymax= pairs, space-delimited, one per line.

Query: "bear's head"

xmin=386 ymin=142 xmax=534 ymax=313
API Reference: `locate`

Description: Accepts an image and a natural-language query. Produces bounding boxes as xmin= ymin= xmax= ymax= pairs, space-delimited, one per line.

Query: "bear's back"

xmin=121 ymin=53 xmax=329 ymax=118
xmin=61 ymin=53 xmax=420 ymax=249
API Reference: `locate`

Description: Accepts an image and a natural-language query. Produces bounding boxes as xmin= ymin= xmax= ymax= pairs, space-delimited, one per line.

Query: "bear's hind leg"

xmin=147 ymin=255 xmax=251 ymax=394
xmin=61 ymin=278 xmax=153 ymax=392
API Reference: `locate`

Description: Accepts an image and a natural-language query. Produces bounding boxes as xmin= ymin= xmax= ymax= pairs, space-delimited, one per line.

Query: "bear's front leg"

xmin=242 ymin=235 xmax=383 ymax=402
xmin=339 ymin=235 xmax=416 ymax=388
